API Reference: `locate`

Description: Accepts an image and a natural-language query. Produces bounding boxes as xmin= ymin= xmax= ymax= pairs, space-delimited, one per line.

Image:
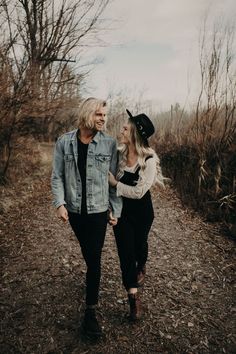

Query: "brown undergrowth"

xmin=0 ymin=139 xmax=53 ymax=214
xmin=0 ymin=143 xmax=235 ymax=353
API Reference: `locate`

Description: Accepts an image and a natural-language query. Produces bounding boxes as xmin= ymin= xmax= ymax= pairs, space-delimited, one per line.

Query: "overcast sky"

xmin=82 ymin=0 xmax=236 ymax=111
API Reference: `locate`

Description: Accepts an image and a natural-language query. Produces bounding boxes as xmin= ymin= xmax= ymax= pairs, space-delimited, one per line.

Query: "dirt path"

xmin=1 ymin=147 xmax=235 ymax=354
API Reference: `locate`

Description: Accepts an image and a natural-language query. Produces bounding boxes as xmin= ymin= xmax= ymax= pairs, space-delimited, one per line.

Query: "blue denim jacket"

xmin=51 ymin=129 xmax=122 ymax=217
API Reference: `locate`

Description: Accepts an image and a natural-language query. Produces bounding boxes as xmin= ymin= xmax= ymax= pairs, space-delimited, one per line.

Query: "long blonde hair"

xmin=117 ymin=119 xmax=165 ymax=188
xmin=77 ymin=97 xmax=107 ymax=130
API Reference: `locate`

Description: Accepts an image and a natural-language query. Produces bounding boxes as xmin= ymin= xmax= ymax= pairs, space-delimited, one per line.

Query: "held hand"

xmin=108 ymin=171 xmax=118 ymax=187
xmin=108 ymin=212 xmax=118 ymax=226
xmin=57 ymin=205 xmax=69 ymax=223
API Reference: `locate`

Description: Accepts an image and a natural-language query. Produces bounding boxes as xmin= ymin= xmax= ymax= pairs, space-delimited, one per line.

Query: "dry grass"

xmin=152 ymin=108 xmax=236 ymax=236
xmin=0 ymin=138 xmax=53 ymax=214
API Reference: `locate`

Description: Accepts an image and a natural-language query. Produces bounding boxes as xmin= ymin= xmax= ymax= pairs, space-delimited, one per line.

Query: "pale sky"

xmin=81 ymin=0 xmax=236 ymax=111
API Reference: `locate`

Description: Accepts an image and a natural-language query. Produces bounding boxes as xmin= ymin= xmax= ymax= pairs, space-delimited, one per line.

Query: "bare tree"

xmin=194 ymin=19 xmax=236 ymax=198
xmin=0 ymin=0 xmax=110 ymax=181
xmin=151 ymin=17 xmax=236 ymax=229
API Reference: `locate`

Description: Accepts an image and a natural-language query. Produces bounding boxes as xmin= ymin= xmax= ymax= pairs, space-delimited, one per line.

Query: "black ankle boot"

xmin=82 ymin=308 xmax=102 ymax=337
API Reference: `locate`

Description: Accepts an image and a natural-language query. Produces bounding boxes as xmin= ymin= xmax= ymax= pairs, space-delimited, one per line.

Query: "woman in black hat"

xmin=109 ymin=109 xmax=165 ymax=321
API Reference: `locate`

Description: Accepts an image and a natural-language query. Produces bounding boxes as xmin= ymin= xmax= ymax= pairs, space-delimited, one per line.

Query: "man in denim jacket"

xmin=51 ymin=98 xmax=122 ymax=337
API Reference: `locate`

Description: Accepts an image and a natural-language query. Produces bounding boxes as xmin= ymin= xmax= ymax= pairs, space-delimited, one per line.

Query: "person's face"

xmin=119 ymin=121 xmax=132 ymax=145
xmin=92 ymin=105 xmax=107 ymax=131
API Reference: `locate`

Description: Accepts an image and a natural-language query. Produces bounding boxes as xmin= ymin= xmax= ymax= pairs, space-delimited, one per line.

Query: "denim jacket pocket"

xmin=95 ymin=154 xmax=111 ymax=173
xmin=64 ymin=154 xmax=74 ymax=162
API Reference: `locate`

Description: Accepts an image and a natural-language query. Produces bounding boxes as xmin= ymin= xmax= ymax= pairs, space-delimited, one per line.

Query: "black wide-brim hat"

xmin=126 ymin=109 xmax=155 ymax=145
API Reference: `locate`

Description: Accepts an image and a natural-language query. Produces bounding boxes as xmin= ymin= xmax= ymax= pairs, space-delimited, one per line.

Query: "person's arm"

xmin=116 ymin=157 xmax=156 ymax=199
xmin=51 ymin=136 xmax=67 ymax=209
xmin=108 ymin=140 xmax=122 ymax=218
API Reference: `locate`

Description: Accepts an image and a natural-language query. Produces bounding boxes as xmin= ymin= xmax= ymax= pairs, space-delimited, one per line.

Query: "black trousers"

xmin=68 ymin=211 xmax=107 ymax=306
xmin=113 ymin=197 xmax=154 ymax=291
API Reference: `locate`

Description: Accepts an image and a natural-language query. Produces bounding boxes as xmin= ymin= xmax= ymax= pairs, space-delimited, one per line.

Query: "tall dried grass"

xmin=153 ymin=106 xmax=236 ymax=235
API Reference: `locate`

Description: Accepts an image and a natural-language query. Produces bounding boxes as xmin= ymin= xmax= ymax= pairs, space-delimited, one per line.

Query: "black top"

xmin=77 ymin=137 xmax=89 ymax=214
xmin=119 ymin=156 xmax=153 ymax=213
xmin=119 ymin=155 xmax=152 ymax=187
xmin=120 ymin=168 xmax=140 ymax=186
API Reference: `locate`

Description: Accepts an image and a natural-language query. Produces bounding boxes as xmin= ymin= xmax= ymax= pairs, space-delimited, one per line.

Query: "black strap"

xmin=135 ymin=155 xmax=153 ymax=174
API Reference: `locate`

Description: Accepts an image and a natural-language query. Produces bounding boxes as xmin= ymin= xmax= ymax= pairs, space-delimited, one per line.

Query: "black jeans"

xmin=68 ymin=211 xmax=107 ymax=306
xmin=113 ymin=200 xmax=154 ymax=291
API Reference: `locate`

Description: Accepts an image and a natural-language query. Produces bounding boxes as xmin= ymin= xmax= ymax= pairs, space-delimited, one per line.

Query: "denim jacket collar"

xmin=69 ymin=129 xmax=102 ymax=144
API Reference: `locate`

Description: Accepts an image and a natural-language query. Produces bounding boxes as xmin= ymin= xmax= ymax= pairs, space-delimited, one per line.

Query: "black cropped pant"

xmin=68 ymin=211 xmax=107 ymax=306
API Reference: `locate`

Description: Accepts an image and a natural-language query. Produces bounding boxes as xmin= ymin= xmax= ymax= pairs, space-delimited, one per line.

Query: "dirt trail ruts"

xmin=1 ymin=174 xmax=235 ymax=353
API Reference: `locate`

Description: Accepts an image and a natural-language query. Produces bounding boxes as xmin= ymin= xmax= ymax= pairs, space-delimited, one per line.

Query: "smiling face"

xmin=119 ymin=121 xmax=132 ymax=145
xmin=92 ymin=105 xmax=107 ymax=131
xmin=77 ymin=98 xmax=107 ymax=131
